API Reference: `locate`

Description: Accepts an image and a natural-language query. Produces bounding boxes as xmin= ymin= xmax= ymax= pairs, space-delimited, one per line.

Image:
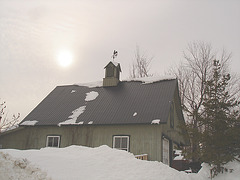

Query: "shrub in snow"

xmin=14 ymin=158 xmax=29 ymax=169
xmin=0 ymin=152 xmax=51 ymax=180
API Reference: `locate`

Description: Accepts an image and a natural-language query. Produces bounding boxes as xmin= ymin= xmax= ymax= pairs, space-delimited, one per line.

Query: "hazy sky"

xmin=1 ymin=0 xmax=240 ymax=121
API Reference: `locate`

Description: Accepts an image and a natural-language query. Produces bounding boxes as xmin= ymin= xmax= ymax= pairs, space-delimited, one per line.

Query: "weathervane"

xmin=111 ymin=50 xmax=118 ymax=61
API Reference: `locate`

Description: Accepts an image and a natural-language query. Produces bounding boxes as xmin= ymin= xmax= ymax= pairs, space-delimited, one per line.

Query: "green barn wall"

xmin=0 ymin=125 xmax=163 ymax=161
xmin=0 ymin=121 xmax=186 ymax=162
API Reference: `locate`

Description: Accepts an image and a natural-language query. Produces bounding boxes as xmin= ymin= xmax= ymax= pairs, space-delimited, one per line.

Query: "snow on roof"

xmin=74 ymin=81 xmax=102 ymax=88
xmin=125 ymin=75 xmax=176 ymax=84
xmin=111 ymin=61 xmax=120 ymax=67
xmin=151 ymin=119 xmax=161 ymax=124
xmin=85 ymin=91 xmax=99 ymax=102
xmin=58 ymin=90 xmax=99 ymax=126
xmin=75 ymin=76 xmax=176 ymax=88
xmin=71 ymin=90 xmax=76 ymax=93
xmin=58 ymin=106 xmax=86 ymax=126
xmin=20 ymin=120 xmax=38 ymax=126
xmin=1 ymin=125 xmax=19 ymax=133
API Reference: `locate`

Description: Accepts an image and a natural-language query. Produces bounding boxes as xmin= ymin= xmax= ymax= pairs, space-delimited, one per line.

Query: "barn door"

xmin=162 ymin=138 xmax=169 ymax=165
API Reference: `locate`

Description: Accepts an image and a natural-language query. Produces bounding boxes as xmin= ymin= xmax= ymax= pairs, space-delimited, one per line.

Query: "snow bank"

xmin=1 ymin=146 xmax=239 ymax=180
xmin=197 ymin=161 xmax=240 ymax=180
xmin=0 ymin=145 xmax=194 ymax=180
xmin=0 ymin=152 xmax=51 ymax=180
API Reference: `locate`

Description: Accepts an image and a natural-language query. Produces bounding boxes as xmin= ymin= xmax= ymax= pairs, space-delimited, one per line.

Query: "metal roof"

xmin=20 ymin=79 xmax=177 ymax=126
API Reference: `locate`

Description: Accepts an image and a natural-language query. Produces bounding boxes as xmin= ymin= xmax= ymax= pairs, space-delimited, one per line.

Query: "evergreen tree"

xmin=200 ymin=60 xmax=240 ymax=175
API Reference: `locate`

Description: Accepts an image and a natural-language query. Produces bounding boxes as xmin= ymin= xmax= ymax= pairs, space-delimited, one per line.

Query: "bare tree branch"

xmin=130 ymin=46 xmax=154 ymax=78
xmin=168 ymin=41 xmax=239 ymax=163
xmin=0 ymin=101 xmax=20 ymax=133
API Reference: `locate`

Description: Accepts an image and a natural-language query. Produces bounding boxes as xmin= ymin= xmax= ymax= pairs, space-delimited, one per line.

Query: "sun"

xmin=57 ymin=50 xmax=73 ymax=68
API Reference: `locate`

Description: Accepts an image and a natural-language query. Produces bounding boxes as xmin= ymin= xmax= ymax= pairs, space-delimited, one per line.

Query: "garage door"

xmin=162 ymin=138 xmax=169 ymax=165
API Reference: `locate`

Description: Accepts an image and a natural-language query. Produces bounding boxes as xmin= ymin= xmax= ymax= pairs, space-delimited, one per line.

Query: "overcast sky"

xmin=1 ymin=0 xmax=240 ymax=121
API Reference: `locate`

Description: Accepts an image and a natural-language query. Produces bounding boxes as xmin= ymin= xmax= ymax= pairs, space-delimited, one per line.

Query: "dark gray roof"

xmin=20 ymin=79 xmax=177 ymax=126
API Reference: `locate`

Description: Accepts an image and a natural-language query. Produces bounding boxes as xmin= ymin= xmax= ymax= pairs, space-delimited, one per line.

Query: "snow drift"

xmin=0 ymin=145 xmax=239 ymax=180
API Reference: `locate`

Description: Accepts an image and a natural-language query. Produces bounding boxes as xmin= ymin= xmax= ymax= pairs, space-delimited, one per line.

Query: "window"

xmin=113 ymin=136 xmax=129 ymax=151
xmin=46 ymin=136 xmax=60 ymax=147
xmin=106 ymin=66 xmax=114 ymax=77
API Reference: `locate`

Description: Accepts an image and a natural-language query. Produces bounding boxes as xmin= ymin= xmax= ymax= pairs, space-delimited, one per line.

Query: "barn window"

xmin=46 ymin=136 xmax=60 ymax=148
xmin=113 ymin=136 xmax=129 ymax=151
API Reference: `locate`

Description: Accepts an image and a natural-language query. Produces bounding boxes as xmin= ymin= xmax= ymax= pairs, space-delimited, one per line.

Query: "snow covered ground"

xmin=0 ymin=145 xmax=239 ymax=180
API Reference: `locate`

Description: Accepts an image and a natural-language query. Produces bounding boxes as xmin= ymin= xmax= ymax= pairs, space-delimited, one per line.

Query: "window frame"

xmin=46 ymin=135 xmax=61 ymax=148
xmin=113 ymin=135 xmax=130 ymax=152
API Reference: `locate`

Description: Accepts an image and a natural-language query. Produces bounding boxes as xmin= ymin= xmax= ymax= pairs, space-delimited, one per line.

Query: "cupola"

xmin=103 ymin=50 xmax=121 ymax=87
xmin=103 ymin=61 xmax=121 ymax=87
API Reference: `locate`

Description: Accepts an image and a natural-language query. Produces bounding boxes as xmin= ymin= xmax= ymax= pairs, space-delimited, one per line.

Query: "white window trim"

xmin=46 ymin=136 xmax=60 ymax=148
xmin=113 ymin=136 xmax=129 ymax=151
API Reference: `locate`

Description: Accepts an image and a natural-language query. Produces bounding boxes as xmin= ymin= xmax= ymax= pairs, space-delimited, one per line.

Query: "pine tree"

xmin=200 ymin=60 xmax=240 ymax=176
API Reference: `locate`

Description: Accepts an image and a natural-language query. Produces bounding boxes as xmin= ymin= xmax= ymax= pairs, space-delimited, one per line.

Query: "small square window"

xmin=113 ymin=136 xmax=129 ymax=151
xmin=46 ymin=136 xmax=60 ymax=148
